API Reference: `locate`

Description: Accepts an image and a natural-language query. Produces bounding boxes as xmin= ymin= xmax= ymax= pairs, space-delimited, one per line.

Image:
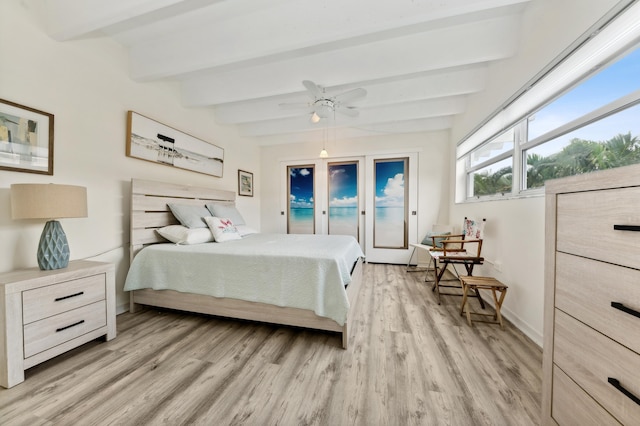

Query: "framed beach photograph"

xmin=126 ymin=111 xmax=224 ymax=177
xmin=0 ymin=98 xmax=54 ymax=175
xmin=238 ymin=169 xmax=253 ymax=196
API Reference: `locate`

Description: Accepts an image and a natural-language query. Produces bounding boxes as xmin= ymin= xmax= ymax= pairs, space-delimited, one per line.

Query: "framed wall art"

xmin=238 ymin=169 xmax=253 ymax=196
xmin=0 ymin=98 xmax=54 ymax=175
xmin=126 ymin=111 xmax=224 ymax=177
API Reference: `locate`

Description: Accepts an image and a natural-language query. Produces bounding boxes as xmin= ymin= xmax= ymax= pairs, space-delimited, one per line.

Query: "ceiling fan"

xmin=280 ymin=80 xmax=367 ymax=122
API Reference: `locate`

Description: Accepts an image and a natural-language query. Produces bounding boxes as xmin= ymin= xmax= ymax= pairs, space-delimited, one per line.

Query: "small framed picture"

xmin=0 ymin=98 xmax=54 ymax=175
xmin=238 ymin=169 xmax=253 ymax=197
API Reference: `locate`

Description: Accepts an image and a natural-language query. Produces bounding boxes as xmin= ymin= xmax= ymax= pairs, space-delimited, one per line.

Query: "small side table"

xmin=459 ymin=276 xmax=508 ymax=328
xmin=0 ymin=260 xmax=116 ymax=388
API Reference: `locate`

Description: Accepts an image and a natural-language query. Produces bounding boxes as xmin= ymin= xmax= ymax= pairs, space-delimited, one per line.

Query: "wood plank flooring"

xmin=0 ymin=264 xmax=542 ymax=425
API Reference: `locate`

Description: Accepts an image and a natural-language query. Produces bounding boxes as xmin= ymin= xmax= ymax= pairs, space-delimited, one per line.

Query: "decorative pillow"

xmin=204 ymin=216 xmax=242 ymax=242
xmin=421 ymin=231 xmax=450 ymax=248
xmin=156 ymin=225 xmax=214 ymax=245
xmin=205 ymin=203 xmax=246 ymax=226
xmin=167 ymin=203 xmax=210 ymax=228
xmin=235 ymin=225 xmax=258 ymax=237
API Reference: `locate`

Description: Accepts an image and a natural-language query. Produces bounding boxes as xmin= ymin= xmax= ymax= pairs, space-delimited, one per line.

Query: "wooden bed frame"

xmin=128 ymin=178 xmax=364 ymax=348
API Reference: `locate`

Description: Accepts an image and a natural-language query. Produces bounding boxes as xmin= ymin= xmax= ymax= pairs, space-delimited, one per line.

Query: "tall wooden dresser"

xmin=543 ymin=164 xmax=640 ymax=425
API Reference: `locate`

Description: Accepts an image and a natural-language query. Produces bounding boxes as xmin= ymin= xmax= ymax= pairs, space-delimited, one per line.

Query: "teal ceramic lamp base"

xmin=37 ymin=220 xmax=70 ymax=270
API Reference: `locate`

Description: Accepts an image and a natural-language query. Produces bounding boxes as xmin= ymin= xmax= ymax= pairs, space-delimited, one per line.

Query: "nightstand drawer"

xmin=556 ymin=187 xmax=640 ymax=268
xmin=22 ymin=274 xmax=106 ymax=324
xmin=23 ymin=301 xmax=106 ymax=358
xmin=554 ymin=310 xmax=640 ymax=425
xmin=555 ymin=252 xmax=640 ymax=355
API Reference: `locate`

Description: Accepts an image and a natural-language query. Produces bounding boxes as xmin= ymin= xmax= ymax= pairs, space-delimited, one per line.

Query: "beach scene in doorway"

xmin=288 ymin=159 xmax=406 ymax=248
xmin=374 ymin=158 xmax=407 ymax=248
xmin=328 ymin=162 xmax=359 ymax=240
xmin=288 ymin=165 xmax=315 ymax=234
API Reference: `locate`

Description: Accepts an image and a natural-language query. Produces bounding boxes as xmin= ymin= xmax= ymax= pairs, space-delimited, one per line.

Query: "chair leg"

xmin=405 ymin=246 xmax=418 ymax=271
xmin=492 ymin=287 xmax=507 ymax=329
xmin=463 ymin=263 xmax=486 ymax=309
xmin=461 ymin=284 xmax=473 ymax=326
xmin=430 ymin=260 xmax=447 ymax=305
xmin=474 ymin=286 xmax=486 ymax=309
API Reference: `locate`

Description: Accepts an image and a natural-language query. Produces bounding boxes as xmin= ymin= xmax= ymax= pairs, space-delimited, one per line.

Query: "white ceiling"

xmin=29 ymin=0 xmax=533 ymax=145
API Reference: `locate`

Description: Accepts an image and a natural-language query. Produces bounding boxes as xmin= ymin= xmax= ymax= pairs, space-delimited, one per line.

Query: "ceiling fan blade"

xmin=302 ymin=80 xmax=322 ymax=99
xmin=278 ymin=102 xmax=311 ymax=109
xmin=333 ymin=87 xmax=367 ymax=104
xmin=337 ymin=107 xmax=359 ymax=117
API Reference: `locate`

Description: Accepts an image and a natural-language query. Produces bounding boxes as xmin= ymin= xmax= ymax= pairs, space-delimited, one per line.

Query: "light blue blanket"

xmin=124 ymin=233 xmax=364 ymax=325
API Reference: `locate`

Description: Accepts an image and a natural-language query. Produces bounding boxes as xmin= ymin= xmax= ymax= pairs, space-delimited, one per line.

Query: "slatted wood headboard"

xmin=129 ymin=178 xmax=236 ymax=261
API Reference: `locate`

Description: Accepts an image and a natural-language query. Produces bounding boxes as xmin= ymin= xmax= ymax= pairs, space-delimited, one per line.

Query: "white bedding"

xmin=124 ymin=233 xmax=364 ymax=325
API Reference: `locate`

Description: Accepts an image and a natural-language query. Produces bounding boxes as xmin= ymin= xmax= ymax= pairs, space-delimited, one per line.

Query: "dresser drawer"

xmin=551 ymin=366 xmax=620 ymax=426
xmin=23 ymin=301 xmax=107 ymax=358
xmin=22 ymin=274 xmax=106 ymax=325
xmin=556 ymin=252 xmax=640 ymax=355
xmin=556 ymin=187 xmax=640 ymax=269
xmin=554 ymin=310 xmax=640 ymax=425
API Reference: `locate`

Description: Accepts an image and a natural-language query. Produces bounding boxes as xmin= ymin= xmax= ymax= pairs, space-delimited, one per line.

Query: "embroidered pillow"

xmin=156 ymin=225 xmax=214 ymax=245
xmin=204 ymin=216 xmax=242 ymax=242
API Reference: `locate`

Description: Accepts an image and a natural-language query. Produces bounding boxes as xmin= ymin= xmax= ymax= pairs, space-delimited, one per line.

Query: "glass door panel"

xmin=287 ymin=165 xmax=315 ymax=234
xmin=366 ymin=153 xmax=417 ymax=264
xmin=373 ymin=158 xmax=408 ymax=248
xmin=327 ymin=161 xmax=359 ymax=241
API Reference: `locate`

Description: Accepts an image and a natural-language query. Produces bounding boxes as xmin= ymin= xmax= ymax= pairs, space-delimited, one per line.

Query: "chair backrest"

xmin=456 ymin=217 xmax=486 ymax=257
xmin=463 ymin=217 xmax=485 ymax=240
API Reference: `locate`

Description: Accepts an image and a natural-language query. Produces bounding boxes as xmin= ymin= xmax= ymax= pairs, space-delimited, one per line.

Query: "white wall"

xmin=260 ymin=132 xmax=451 ymax=245
xmin=449 ymin=0 xmax=622 ymax=345
xmin=0 ymin=0 xmax=261 ymax=313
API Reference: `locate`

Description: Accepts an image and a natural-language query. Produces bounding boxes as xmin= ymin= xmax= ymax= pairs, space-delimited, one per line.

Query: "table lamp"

xmin=10 ymin=183 xmax=88 ymax=270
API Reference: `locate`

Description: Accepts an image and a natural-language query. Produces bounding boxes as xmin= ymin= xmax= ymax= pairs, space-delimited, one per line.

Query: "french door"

xmin=284 ymin=157 xmax=364 ymax=242
xmin=282 ymin=152 xmax=417 ymax=263
xmin=364 ymin=153 xmax=418 ymax=263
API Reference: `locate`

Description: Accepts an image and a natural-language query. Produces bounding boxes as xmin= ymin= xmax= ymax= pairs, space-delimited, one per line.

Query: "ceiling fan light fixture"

xmin=311 ymin=112 xmax=321 ymax=123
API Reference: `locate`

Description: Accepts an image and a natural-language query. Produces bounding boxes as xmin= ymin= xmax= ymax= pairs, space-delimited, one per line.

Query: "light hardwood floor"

xmin=0 ymin=264 xmax=542 ymax=425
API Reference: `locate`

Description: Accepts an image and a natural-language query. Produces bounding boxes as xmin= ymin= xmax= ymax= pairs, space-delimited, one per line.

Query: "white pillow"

xmin=204 ymin=216 xmax=242 ymax=242
xmin=156 ymin=225 xmax=214 ymax=245
xmin=236 ymin=225 xmax=258 ymax=237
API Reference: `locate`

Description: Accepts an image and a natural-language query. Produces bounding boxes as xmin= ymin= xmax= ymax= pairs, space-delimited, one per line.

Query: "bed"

xmin=125 ymin=178 xmax=364 ymax=348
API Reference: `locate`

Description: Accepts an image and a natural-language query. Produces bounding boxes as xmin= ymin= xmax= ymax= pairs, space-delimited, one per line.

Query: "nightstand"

xmin=0 ymin=260 xmax=116 ymax=388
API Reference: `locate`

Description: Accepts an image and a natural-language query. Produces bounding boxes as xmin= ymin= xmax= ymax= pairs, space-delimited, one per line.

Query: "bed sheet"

xmin=124 ymin=233 xmax=364 ymax=325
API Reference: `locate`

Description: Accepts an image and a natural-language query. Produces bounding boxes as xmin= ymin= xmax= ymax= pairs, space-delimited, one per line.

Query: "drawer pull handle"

xmin=613 ymin=224 xmax=640 ymax=232
xmin=55 ymin=291 xmax=84 ymax=302
xmin=56 ymin=320 xmax=85 ymax=333
xmin=611 ymin=302 xmax=640 ymax=319
xmin=608 ymin=377 xmax=640 ymax=406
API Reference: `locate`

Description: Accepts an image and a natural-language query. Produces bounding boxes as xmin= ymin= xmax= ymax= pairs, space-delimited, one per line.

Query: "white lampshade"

xmin=319 ymin=148 xmax=328 ymax=158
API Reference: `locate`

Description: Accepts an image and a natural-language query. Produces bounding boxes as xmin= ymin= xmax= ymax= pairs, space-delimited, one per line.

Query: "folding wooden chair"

xmin=426 ymin=218 xmax=486 ymax=306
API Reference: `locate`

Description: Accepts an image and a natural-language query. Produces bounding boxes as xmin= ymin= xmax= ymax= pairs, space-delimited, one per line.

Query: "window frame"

xmin=456 ymin=1 xmax=640 ymax=203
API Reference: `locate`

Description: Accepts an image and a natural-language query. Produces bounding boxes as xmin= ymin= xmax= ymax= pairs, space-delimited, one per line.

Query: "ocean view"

xmin=374 ymin=206 xmax=405 ymax=247
xmin=288 ymin=206 xmax=405 ymax=246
